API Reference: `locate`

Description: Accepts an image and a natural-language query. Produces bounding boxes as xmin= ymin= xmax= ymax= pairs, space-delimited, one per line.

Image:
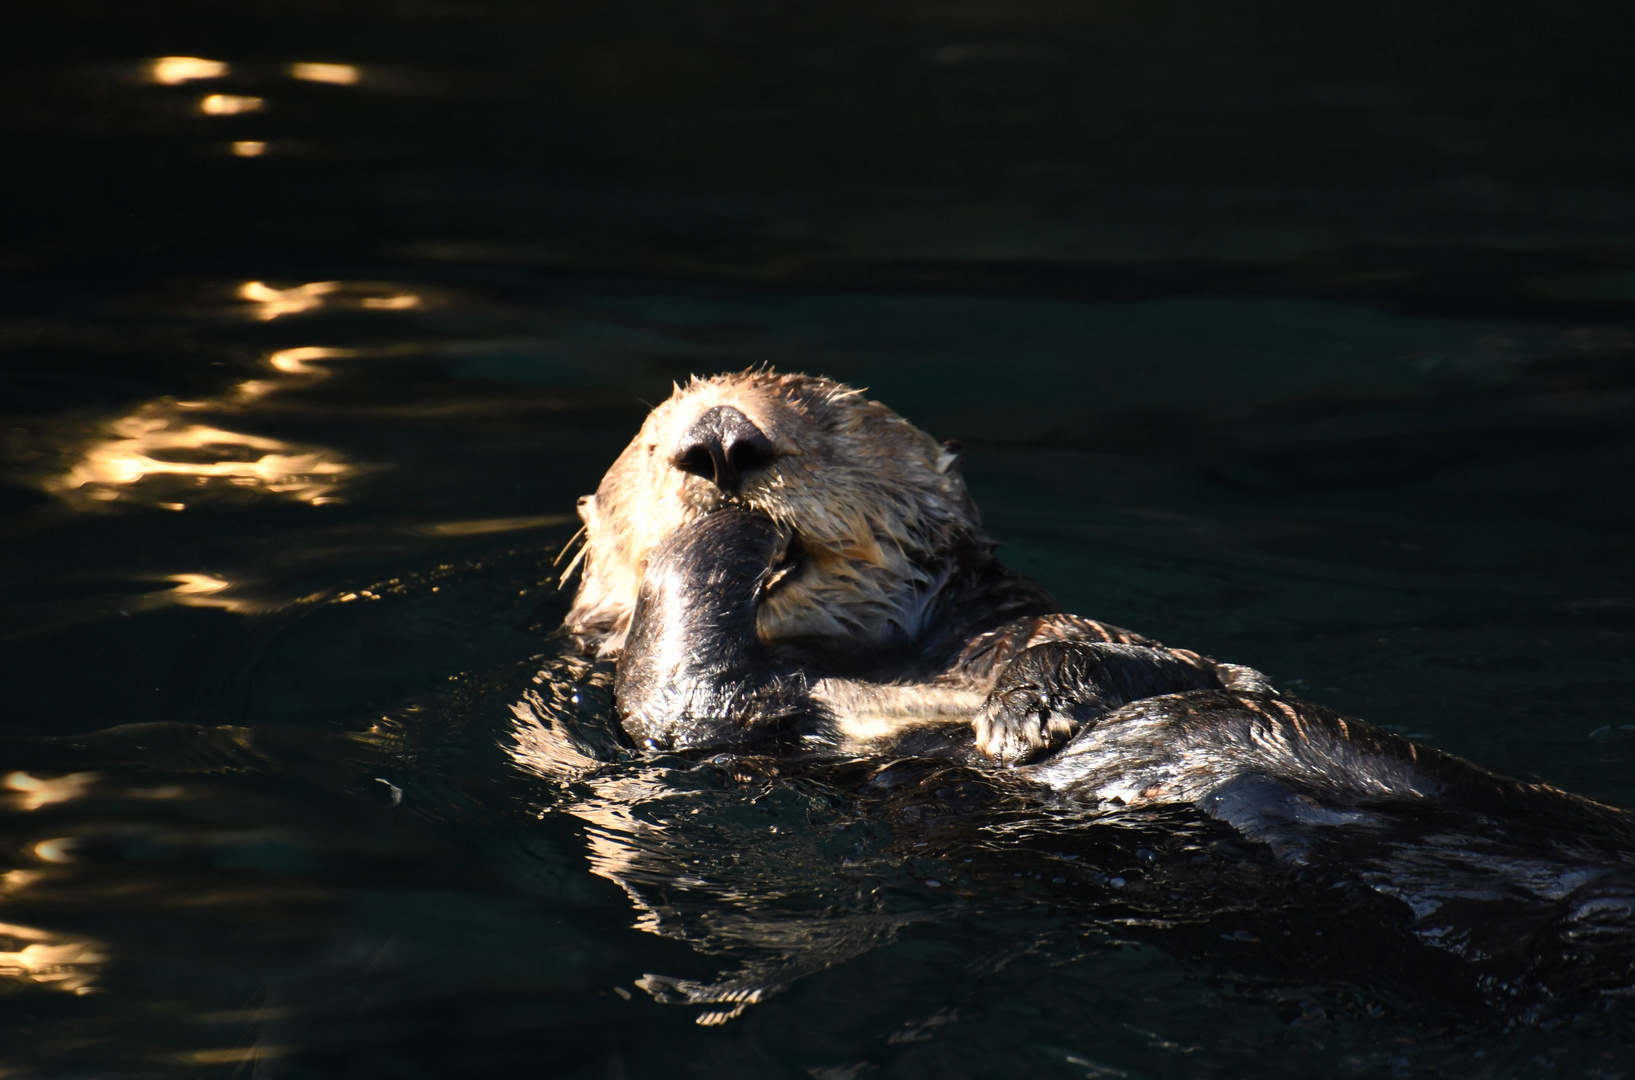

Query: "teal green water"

xmin=1 ymin=1 xmax=1633 ymax=1075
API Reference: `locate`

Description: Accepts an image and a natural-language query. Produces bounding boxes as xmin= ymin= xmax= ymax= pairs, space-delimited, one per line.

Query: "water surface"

xmin=2 ymin=1 xmax=1634 ymax=1075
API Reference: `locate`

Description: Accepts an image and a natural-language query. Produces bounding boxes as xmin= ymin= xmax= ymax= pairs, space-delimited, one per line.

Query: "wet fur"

xmin=564 ymin=372 xmax=1628 ymax=835
xmin=566 ymin=371 xmax=999 ymax=657
xmin=558 ymin=369 xmax=1635 ymax=1023
xmin=567 ymin=371 xmax=1246 ymax=753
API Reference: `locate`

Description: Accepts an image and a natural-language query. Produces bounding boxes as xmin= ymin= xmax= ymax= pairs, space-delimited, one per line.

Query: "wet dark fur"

xmin=605 ymin=506 xmax=1635 ymax=1025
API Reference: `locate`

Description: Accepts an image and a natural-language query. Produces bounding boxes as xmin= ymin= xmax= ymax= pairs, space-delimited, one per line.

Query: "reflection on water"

xmin=0 ymin=921 xmax=105 ymax=996
xmin=199 ymin=94 xmax=262 ymax=116
xmin=163 ymin=573 xmax=269 ymax=614
xmin=288 ymin=62 xmax=360 ymax=86
xmin=41 ymin=339 xmax=390 ymax=510
xmin=238 ymin=281 xmax=422 ymax=320
xmin=0 ymin=780 xmax=106 ymax=997
xmin=33 ymin=838 xmax=80 ymax=864
xmin=46 ymin=401 xmax=353 ymax=508
xmin=144 ymin=56 xmax=227 ymax=85
xmin=267 ymin=345 xmax=359 ymax=375
xmin=4 ymin=772 xmax=96 ymax=812
xmin=230 ymin=140 xmax=266 ymax=158
xmin=239 ymin=280 xmax=343 ymax=319
xmin=510 ymin=657 xmax=923 ymax=1027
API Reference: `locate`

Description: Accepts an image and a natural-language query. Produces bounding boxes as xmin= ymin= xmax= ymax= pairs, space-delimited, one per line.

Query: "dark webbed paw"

xmin=615 ymin=509 xmax=813 ymax=751
xmin=975 ymin=641 xmax=1226 ymax=765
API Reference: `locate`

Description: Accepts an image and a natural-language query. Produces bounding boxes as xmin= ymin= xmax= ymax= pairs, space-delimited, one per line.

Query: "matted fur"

xmin=565 ymin=371 xmax=982 ymax=656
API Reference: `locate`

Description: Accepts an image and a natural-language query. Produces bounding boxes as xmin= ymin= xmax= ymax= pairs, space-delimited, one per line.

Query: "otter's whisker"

xmin=554 ymin=525 xmax=590 ymax=589
xmin=556 ymin=544 xmax=590 ymax=590
xmin=552 ymin=523 xmax=587 ymax=567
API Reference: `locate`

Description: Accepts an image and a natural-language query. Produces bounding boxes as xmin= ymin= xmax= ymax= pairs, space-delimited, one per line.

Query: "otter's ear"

xmin=935 ymin=440 xmax=964 ymax=476
xmin=576 ymin=494 xmax=598 ymax=526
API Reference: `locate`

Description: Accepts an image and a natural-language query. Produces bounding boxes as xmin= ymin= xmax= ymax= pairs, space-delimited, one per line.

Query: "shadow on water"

xmin=1 ymin=0 xmax=1634 ymax=1074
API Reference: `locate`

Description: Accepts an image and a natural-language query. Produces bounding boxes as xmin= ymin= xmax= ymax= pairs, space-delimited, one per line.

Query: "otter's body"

xmin=598 ymin=499 xmax=1633 ymax=834
xmin=563 ymin=374 xmax=1627 ymax=814
xmin=562 ymin=372 xmax=1635 ymax=1012
xmin=558 ymin=370 xmax=1635 ymax=1020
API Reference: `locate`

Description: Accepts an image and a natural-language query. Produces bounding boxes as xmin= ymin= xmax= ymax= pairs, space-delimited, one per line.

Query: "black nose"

xmin=671 ymin=406 xmax=775 ymax=493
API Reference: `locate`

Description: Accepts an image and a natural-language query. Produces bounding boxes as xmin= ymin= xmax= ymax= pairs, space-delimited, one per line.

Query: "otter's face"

xmin=565 ymin=372 xmax=983 ymax=656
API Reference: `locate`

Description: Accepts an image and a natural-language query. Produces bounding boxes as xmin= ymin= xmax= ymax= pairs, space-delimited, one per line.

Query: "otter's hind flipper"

xmin=974 ymin=641 xmax=1227 ymax=764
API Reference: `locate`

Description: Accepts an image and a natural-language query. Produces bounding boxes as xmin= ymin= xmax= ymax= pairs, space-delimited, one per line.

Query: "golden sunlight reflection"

xmin=361 ymin=294 xmax=420 ymax=311
xmin=229 ymin=345 xmax=360 ymax=404
xmin=231 ymin=140 xmax=268 ymax=158
xmin=0 ymin=922 xmax=106 ymax=996
xmin=165 ymin=573 xmax=268 ymax=614
xmin=268 ymin=346 xmax=359 ymax=374
xmin=46 ymin=402 xmax=354 ymax=508
xmin=200 ymin=93 xmax=263 ymax=116
xmin=1 ymin=871 xmax=44 ymax=897
xmin=33 ymin=839 xmax=79 ymax=864
xmin=232 ymin=379 xmax=279 ymax=402
xmin=239 ymin=281 xmax=421 ymax=319
xmin=40 ymin=331 xmax=393 ymax=511
xmin=289 ymin=61 xmax=361 ymax=85
xmin=147 ymin=56 xmax=228 ymax=85
xmin=241 ymin=278 xmax=336 ymax=320
xmin=4 ymin=772 xmax=96 ymax=812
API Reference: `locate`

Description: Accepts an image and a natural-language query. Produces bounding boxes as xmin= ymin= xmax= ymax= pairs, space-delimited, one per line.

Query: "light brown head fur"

xmin=564 ymin=371 xmax=986 ymax=656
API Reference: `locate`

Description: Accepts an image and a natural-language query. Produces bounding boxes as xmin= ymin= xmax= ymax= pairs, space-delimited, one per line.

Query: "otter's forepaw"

xmin=974 ymin=684 xmax=1082 ymax=766
xmin=973 ymin=641 xmax=1108 ymax=765
xmin=967 ymin=643 xmax=1137 ymax=761
xmin=974 ymin=640 xmax=1231 ymax=766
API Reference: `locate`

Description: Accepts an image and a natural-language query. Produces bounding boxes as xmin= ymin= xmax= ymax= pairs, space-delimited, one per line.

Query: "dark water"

xmin=2 ymin=1 xmax=1635 ymax=1075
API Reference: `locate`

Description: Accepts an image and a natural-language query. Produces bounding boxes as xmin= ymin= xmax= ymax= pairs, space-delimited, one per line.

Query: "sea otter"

xmin=565 ymin=371 xmax=1587 ymax=786
xmin=548 ymin=369 xmax=1635 ymax=1023
xmin=566 ymin=370 xmax=1270 ymax=759
xmin=563 ymin=368 xmax=1635 ymax=829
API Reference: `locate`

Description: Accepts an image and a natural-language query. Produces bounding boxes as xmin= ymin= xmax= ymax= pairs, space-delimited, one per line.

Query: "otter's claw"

xmin=975 ymin=641 xmax=1229 ymax=766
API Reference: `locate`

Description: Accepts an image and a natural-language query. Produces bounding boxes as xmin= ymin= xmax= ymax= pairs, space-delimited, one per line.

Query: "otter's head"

xmin=565 ymin=371 xmax=986 ymax=657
